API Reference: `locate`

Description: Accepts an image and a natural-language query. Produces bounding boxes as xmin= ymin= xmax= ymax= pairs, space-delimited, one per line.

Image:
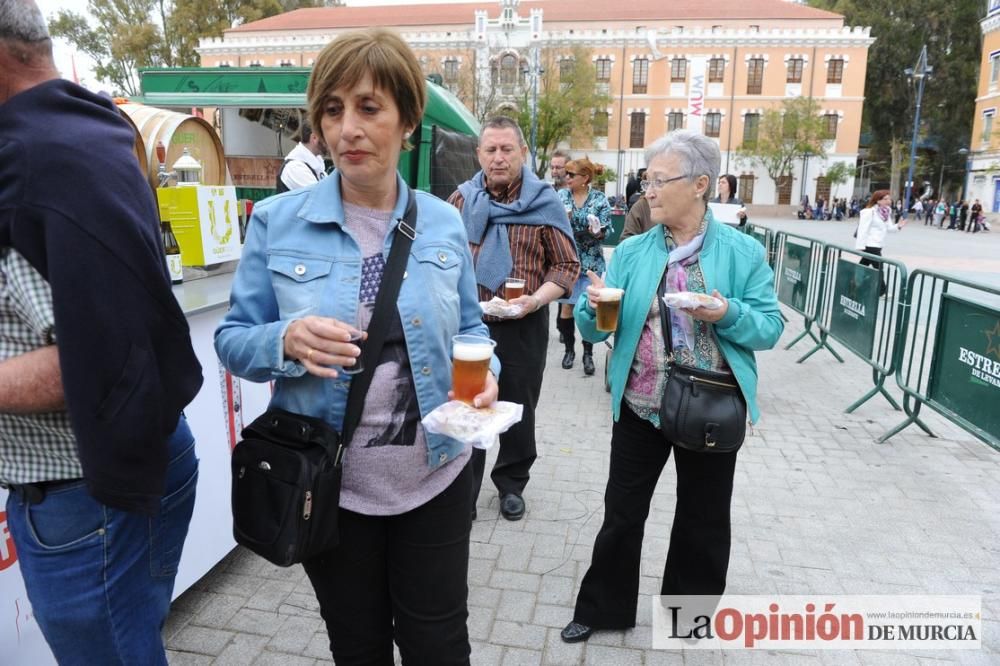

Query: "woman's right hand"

xmin=584 ymin=269 xmax=605 ymax=311
xmin=284 ymin=316 xmax=365 ymax=378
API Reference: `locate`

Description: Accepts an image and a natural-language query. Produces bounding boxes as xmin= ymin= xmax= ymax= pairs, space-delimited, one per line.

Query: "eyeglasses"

xmin=565 ymin=171 xmax=579 ymax=178
xmin=640 ymin=174 xmax=688 ymax=192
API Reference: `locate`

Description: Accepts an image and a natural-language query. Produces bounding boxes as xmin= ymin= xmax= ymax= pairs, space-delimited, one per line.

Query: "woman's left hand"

xmin=684 ymin=290 xmax=729 ymax=323
xmin=447 ymin=371 xmax=499 ymax=409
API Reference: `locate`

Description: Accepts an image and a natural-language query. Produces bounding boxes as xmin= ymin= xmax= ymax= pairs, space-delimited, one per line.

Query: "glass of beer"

xmin=596 ymin=288 xmax=624 ymax=332
xmin=452 ymin=334 xmax=496 ymax=405
xmin=504 ymin=278 xmax=525 ymax=301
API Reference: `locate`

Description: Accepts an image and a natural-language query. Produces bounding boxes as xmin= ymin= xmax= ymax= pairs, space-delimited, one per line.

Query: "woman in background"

xmin=854 ymin=189 xmax=906 ymax=295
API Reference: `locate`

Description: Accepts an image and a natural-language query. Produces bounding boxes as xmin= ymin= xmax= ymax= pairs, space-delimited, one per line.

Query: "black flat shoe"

xmin=561 ymin=350 xmax=575 ymax=370
xmin=560 ymin=621 xmax=594 ymax=643
xmin=582 ymin=353 xmax=595 ymax=376
xmin=499 ymin=493 xmax=525 ymax=521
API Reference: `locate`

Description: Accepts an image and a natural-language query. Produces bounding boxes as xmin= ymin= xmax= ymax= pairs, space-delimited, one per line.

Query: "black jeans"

xmin=572 ymin=403 xmax=738 ymax=629
xmin=302 ymin=463 xmax=473 ymax=665
xmin=859 ymin=246 xmax=886 ymax=295
xmin=472 ymin=305 xmax=549 ymax=499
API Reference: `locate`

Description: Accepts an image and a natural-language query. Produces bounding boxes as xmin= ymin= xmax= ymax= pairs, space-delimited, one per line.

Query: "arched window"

xmin=500 ymin=54 xmax=519 ymax=87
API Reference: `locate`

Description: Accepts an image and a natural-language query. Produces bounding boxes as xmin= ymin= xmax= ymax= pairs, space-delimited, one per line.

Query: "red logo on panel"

xmin=0 ymin=511 xmax=17 ymax=570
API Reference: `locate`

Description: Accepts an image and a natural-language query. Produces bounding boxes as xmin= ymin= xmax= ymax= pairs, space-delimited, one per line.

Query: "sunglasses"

xmin=565 ymin=171 xmax=580 ymax=178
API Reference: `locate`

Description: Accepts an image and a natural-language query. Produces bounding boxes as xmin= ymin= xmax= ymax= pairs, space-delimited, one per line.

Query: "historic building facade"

xmin=197 ymin=0 xmax=873 ymax=203
xmin=968 ymin=0 xmax=1000 ymax=213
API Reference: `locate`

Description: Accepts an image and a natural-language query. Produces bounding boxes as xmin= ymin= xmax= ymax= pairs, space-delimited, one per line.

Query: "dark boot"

xmin=557 ymin=316 xmax=575 ymax=369
xmin=581 ymin=341 xmax=595 ymax=376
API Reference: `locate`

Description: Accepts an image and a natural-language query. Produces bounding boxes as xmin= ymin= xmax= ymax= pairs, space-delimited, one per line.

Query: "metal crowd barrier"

xmin=772 ymin=230 xmax=843 ymax=362
xmin=881 ymin=270 xmax=1000 ymax=449
xmin=808 ymin=245 xmax=909 ymax=412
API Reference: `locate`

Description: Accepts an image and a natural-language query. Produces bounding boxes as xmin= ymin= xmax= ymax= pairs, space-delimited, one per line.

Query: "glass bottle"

xmin=161 ymin=218 xmax=183 ymax=284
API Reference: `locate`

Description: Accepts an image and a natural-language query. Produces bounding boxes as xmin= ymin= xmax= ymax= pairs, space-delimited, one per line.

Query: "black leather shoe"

xmin=582 ymin=353 xmax=595 ymax=376
xmin=499 ymin=493 xmax=525 ymax=521
xmin=560 ymin=621 xmax=594 ymax=643
xmin=561 ymin=350 xmax=575 ymax=369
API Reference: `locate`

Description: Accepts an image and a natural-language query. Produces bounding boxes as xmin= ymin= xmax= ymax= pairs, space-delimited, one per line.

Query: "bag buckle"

xmin=396 ymin=218 xmax=417 ymax=241
xmin=705 ymin=423 xmax=717 ymax=448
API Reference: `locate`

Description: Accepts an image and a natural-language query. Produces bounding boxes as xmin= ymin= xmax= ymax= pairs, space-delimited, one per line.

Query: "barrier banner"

xmin=927 ymin=295 xmax=1000 ymax=438
xmin=778 ymin=240 xmax=811 ymax=313
xmin=829 ymin=259 xmax=880 ymax=358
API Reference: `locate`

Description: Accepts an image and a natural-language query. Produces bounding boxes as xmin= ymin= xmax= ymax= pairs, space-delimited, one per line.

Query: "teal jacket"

xmin=574 ymin=213 xmax=783 ymax=424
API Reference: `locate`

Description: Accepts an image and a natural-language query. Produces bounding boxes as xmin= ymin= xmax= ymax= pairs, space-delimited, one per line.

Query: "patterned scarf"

xmin=877 ymin=205 xmax=890 ymax=222
xmin=663 ymin=219 xmax=707 ymax=351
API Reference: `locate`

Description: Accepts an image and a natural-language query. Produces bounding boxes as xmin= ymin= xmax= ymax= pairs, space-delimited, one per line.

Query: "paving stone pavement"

xmin=166 ymin=227 xmax=1000 ymax=664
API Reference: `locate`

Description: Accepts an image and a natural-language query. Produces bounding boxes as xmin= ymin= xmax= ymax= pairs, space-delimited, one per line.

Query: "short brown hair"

xmin=866 ymin=189 xmax=891 ymax=208
xmin=308 ymin=29 xmax=426 ymax=150
xmin=566 ymin=156 xmax=604 ymax=184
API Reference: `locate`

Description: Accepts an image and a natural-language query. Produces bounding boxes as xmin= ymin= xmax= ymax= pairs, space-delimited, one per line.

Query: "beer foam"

xmin=598 ymin=288 xmax=624 ymax=300
xmin=453 ymin=342 xmax=493 ymax=361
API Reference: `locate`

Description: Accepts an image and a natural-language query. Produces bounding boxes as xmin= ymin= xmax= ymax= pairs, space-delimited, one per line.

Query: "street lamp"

xmin=521 ymin=49 xmax=542 ymax=174
xmin=903 ymin=45 xmax=932 ymax=219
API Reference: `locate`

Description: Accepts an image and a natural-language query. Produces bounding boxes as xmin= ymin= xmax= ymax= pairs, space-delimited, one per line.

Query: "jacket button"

xmin=438 ymin=252 xmax=447 ymax=262
xmin=294 ymin=264 xmax=306 ymax=275
xmin=412 ymin=317 xmax=421 ymax=326
xmin=439 ymin=452 xmax=447 ymax=462
xmin=421 ymin=366 xmax=431 ymax=375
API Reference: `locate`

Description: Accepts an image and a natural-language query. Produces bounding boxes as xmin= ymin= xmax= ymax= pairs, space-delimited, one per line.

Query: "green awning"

xmin=130 ymin=92 xmax=306 ymax=108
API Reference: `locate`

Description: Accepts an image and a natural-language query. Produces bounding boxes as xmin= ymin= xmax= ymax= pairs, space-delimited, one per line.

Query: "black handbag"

xmin=656 ymin=274 xmax=747 ymax=453
xmin=230 ymin=188 xmax=418 ymax=567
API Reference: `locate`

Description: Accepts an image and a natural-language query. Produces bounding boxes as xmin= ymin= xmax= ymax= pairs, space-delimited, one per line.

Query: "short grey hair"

xmin=0 ymin=0 xmax=51 ymax=65
xmin=0 ymin=0 xmax=49 ymax=43
xmin=481 ymin=116 xmax=526 ymax=147
xmin=644 ymin=129 xmax=721 ymax=201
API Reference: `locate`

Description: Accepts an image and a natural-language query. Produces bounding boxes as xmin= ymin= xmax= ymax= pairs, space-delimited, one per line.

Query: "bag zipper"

xmin=688 ymin=373 xmax=737 ymax=389
xmin=303 ymin=490 xmax=313 ymax=520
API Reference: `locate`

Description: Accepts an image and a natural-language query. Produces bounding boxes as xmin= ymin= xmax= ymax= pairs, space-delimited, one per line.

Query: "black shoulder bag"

xmin=230 ymin=188 xmax=418 ymax=567
xmin=656 ymin=274 xmax=747 ymax=453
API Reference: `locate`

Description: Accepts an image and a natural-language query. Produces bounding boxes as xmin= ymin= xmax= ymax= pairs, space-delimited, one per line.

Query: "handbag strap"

xmin=656 ymin=267 xmax=675 ymax=356
xmin=340 ymin=187 xmax=418 ymax=448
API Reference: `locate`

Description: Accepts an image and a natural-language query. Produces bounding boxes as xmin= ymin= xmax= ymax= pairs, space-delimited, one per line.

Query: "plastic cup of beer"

xmin=596 ymin=288 xmax=624 ymax=332
xmin=452 ymin=334 xmax=496 ymax=405
xmin=504 ymin=278 xmax=525 ymax=301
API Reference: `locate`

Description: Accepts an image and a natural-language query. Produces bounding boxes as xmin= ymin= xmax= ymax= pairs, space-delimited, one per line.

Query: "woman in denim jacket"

xmin=215 ymin=29 xmax=497 ymax=665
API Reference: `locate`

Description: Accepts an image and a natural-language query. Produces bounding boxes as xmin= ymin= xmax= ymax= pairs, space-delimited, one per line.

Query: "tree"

xmin=808 ymin=0 xmax=982 ymax=198
xmin=515 ymin=46 xmax=611 ymax=178
xmin=821 ymin=161 xmax=856 ymax=200
xmin=734 ymin=97 xmax=828 ymax=202
xmin=47 ymin=0 xmax=317 ymax=95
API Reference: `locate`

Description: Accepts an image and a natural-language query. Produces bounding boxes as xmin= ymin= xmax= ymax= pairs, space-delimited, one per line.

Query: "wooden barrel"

xmin=114 ymin=104 xmax=148 ymax=184
xmin=117 ymin=103 xmax=226 ymax=189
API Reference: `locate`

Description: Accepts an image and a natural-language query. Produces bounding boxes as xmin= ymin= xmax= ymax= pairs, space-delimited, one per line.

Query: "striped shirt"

xmin=0 ymin=249 xmax=81 ymax=484
xmin=448 ymin=179 xmax=580 ymax=322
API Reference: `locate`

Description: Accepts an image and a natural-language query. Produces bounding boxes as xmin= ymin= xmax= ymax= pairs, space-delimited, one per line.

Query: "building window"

xmin=671 ymin=58 xmax=687 ymax=83
xmin=743 ymin=113 xmax=760 ymax=144
xmin=443 ymin=58 xmax=459 ymax=82
xmin=705 ymin=112 xmax=722 ymax=138
xmin=991 ymin=54 xmax=1000 ymax=88
xmin=667 ymin=112 xmax=684 ymax=131
xmin=827 ymin=58 xmax=844 ymax=84
xmin=593 ymin=110 xmax=609 ymax=136
xmin=633 ymin=58 xmax=649 ymax=94
xmin=249 ymin=60 xmax=262 ymax=67
xmin=595 ymin=57 xmax=612 ymax=83
xmin=983 ymin=112 xmax=995 ymax=145
xmin=708 ymin=58 xmax=725 ymax=83
xmin=630 ymin=111 xmax=646 ymax=148
xmin=786 ymin=58 xmax=803 ymax=83
xmin=747 ymin=58 xmax=764 ymax=95
xmin=738 ymin=174 xmax=755 ymax=204
xmin=279 ymin=60 xmax=293 ymax=67
xmin=560 ymin=58 xmax=574 ymax=82
xmin=823 ymin=113 xmax=839 ymax=140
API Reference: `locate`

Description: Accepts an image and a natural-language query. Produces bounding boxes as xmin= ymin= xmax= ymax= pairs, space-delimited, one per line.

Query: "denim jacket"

xmin=215 ymin=173 xmax=500 ymax=469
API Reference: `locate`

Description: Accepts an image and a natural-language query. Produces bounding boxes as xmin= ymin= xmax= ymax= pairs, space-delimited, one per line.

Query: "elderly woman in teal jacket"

xmin=561 ymin=130 xmax=783 ymax=644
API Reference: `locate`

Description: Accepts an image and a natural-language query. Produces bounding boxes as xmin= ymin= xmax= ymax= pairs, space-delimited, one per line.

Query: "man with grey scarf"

xmin=448 ymin=117 xmax=579 ymax=521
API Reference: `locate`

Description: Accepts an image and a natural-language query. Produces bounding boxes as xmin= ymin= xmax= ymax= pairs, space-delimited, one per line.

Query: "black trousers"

xmin=572 ymin=403 xmax=738 ymax=629
xmin=859 ymin=246 xmax=886 ymax=295
xmin=472 ymin=305 xmax=549 ymax=499
xmin=302 ymin=463 xmax=473 ymax=665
